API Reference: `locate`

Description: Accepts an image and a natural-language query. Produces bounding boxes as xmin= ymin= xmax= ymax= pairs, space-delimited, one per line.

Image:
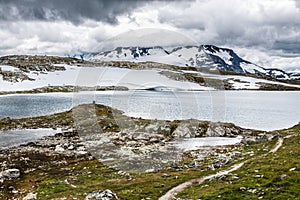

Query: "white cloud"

xmin=157 ymin=0 xmax=300 ymax=52
xmin=0 ymin=0 xmax=299 ymax=71
xmin=235 ymin=47 xmax=300 ymax=71
xmin=0 ymin=21 xmax=111 ymax=55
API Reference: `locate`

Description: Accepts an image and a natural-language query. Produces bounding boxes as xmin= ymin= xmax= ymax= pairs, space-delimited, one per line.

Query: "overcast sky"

xmin=0 ymin=0 xmax=300 ymax=70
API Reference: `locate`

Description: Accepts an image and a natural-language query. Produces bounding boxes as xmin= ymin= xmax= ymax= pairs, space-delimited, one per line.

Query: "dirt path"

xmin=159 ymin=136 xmax=290 ymax=200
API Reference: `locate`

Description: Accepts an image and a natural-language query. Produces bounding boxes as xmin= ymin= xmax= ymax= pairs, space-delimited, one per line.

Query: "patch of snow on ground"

xmin=0 ymin=65 xmax=20 ymax=71
xmin=225 ymin=75 xmax=300 ymax=89
xmin=228 ymin=79 xmax=260 ymax=90
xmin=0 ymin=66 xmax=210 ymax=92
xmin=180 ymin=70 xmax=300 ymax=89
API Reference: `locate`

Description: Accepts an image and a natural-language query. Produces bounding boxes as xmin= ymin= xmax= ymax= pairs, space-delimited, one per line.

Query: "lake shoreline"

xmin=0 ymin=103 xmax=299 ymax=199
xmin=0 ymin=91 xmax=299 ymax=131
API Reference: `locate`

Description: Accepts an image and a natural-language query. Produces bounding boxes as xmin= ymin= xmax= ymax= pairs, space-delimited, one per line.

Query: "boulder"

xmin=0 ymin=168 xmax=20 ymax=182
xmin=23 ymin=193 xmax=37 ymax=200
xmin=172 ymin=123 xmax=193 ymax=138
xmin=54 ymin=145 xmax=65 ymax=152
xmin=206 ymin=124 xmax=226 ymax=137
xmin=85 ymin=189 xmax=118 ymax=200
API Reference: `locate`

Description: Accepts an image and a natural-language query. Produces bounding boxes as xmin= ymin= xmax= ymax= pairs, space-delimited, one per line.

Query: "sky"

xmin=0 ymin=0 xmax=300 ymax=71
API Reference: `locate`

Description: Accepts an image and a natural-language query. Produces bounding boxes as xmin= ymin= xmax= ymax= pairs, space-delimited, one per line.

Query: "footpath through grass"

xmin=176 ymin=129 xmax=300 ymax=199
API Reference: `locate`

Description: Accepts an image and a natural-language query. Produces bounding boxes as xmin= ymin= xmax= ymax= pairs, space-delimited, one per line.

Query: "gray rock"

xmin=253 ymin=174 xmax=264 ymax=178
xmin=145 ymin=168 xmax=156 ymax=173
xmin=85 ymin=189 xmax=118 ymax=200
xmin=280 ymin=174 xmax=287 ymax=180
xmin=172 ymin=124 xmax=193 ymax=138
xmin=23 ymin=193 xmax=37 ymax=200
xmin=206 ymin=124 xmax=226 ymax=137
xmin=242 ymin=134 xmax=276 ymax=143
xmin=289 ymin=167 xmax=296 ymax=171
xmin=54 ymin=145 xmax=65 ymax=152
xmin=0 ymin=168 xmax=20 ymax=182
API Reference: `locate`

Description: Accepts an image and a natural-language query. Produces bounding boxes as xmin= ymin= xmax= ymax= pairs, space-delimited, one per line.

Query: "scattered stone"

xmin=231 ymin=175 xmax=239 ymax=179
xmin=68 ymin=144 xmax=74 ymax=150
xmin=253 ymin=174 xmax=264 ymax=178
xmin=117 ymin=170 xmax=130 ymax=177
xmin=280 ymin=174 xmax=287 ymax=180
xmin=145 ymin=169 xmax=156 ymax=173
xmin=247 ymin=188 xmax=257 ymax=194
xmin=289 ymin=167 xmax=296 ymax=171
xmin=0 ymin=168 xmax=20 ymax=182
xmin=240 ymin=187 xmax=246 ymax=191
xmin=85 ymin=189 xmax=118 ymax=200
xmin=23 ymin=193 xmax=37 ymax=200
xmin=55 ymin=145 xmax=65 ymax=152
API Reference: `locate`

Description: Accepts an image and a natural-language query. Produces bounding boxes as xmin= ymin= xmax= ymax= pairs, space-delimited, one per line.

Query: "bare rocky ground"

xmin=0 ymin=55 xmax=82 ymax=82
xmin=0 ymin=104 xmax=284 ymax=200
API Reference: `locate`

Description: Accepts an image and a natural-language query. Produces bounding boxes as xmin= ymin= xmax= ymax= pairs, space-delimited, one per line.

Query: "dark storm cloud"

xmin=0 ymin=0 xmax=147 ymax=24
xmin=296 ymin=0 xmax=300 ymax=7
xmin=156 ymin=0 xmax=300 ymax=55
xmin=273 ymin=40 xmax=300 ymax=54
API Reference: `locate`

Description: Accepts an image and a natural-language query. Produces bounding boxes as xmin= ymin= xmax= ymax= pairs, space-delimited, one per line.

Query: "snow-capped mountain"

xmin=89 ymin=45 xmax=294 ymax=80
xmin=289 ymin=72 xmax=300 ymax=80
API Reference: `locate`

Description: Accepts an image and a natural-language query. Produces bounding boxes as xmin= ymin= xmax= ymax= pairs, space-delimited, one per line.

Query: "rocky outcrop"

xmin=0 ymin=55 xmax=86 ymax=83
xmin=206 ymin=124 xmax=226 ymax=137
xmin=0 ymin=70 xmax=34 ymax=82
xmin=85 ymin=189 xmax=118 ymax=200
xmin=205 ymin=123 xmax=244 ymax=137
xmin=242 ymin=133 xmax=279 ymax=143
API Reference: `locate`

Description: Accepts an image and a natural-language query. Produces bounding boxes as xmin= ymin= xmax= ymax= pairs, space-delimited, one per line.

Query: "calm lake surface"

xmin=0 ymin=128 xmax=61 ymax=149
xmin=0 ymin=91 xmax=299 ymax=131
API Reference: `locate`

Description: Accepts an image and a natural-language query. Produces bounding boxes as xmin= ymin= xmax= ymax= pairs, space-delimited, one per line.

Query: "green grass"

xmin=176 ymin=132 xmax=300 ymax=199
xmin=0 ymin=133 xmax=279 ymax=200
xmin=34 ymin=163 xmax=212 ymax=200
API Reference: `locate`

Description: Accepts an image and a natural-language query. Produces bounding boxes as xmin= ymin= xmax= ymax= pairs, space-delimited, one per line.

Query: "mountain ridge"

xmin=89 ymin=45 xmax=299 ymax=80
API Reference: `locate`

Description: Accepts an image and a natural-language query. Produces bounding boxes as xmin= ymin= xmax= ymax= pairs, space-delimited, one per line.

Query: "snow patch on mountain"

xmin=90 ymin=45 xmax=297 ymax=80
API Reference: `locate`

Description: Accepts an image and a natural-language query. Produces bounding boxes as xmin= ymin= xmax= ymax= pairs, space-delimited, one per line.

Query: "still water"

xmin=0 ymin=91 xmax=299 ymax=131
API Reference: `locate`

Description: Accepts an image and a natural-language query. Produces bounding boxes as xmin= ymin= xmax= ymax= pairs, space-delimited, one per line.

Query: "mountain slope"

xmin=90 ymin=45 xmax=294 ymax=80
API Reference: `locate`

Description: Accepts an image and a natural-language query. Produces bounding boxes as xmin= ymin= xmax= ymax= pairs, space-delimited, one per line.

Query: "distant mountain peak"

xmin=89 ymin=45 xmax=293 ymax=80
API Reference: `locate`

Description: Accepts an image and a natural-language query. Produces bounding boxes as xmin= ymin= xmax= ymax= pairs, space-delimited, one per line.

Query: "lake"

xmin=0 ymin=91 xmax=299 ymax=131
xmin=0 ymin=128 xmax=61 ymax=149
